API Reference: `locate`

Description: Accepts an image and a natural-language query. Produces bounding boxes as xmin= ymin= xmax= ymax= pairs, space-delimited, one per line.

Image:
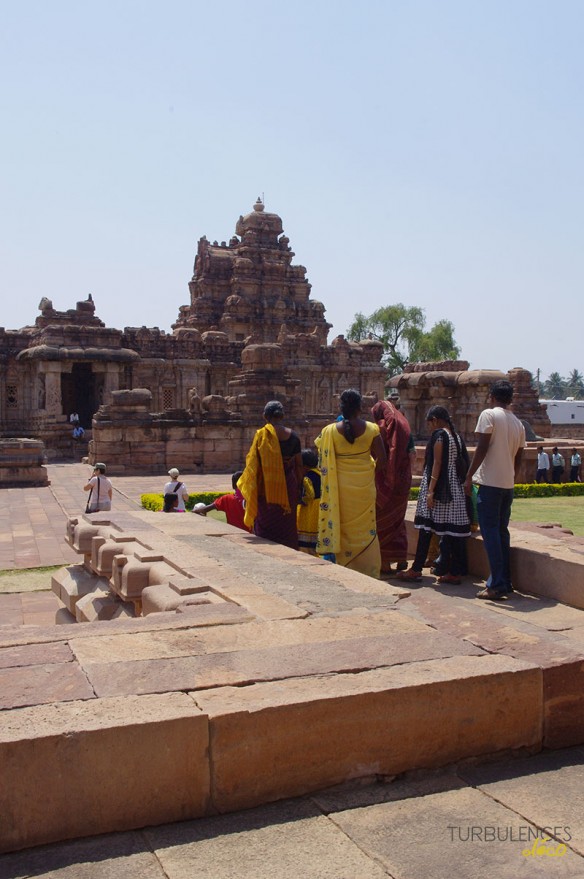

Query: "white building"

xmin=541 ymin=399 xmax=584 ymax=425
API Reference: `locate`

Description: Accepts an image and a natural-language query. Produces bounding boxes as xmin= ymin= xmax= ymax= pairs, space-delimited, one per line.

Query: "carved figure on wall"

xmin=188 ymin=388 xmax=202 ymax=416
xmin=38 ymin=297 xmax=53 ymax=314
xmin=37 ymin=375 xmax=46 ymax=410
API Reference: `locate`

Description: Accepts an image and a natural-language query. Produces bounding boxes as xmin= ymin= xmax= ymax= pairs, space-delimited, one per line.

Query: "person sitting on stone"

xmin=193 ymin=471 xmax=251 ymax=532
xmin=163 ymin=468 xmax=189 ymax=512
xmin=72 ymin=425 xmax=85 ymax=441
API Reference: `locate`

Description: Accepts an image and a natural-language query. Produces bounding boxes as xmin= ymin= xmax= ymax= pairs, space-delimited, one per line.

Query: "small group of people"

xmin=83 ymin=380 xmax=529 ymax=604
xmin=229 ymin=391 xmax=421 ymax=580
xmin=231 ymin=380 xmax=526 ymax=603
xmin=400 ymin=380 xmax=526 ymax=600
xmin=536 ymin=446 xmax=581 ymax=483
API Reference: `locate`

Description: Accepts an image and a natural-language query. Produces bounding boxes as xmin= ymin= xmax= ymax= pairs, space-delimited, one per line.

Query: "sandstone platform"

xmin=1 ymin=464 xmax=584 ymax=863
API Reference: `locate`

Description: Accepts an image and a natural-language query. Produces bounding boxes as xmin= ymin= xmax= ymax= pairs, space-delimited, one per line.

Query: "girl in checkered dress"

xmin=396 ymin=406 xmax=470 ymax=585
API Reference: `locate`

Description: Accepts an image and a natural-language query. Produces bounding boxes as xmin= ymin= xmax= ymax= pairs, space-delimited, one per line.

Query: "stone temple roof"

xmin=235 ymin=197 xmax=283 ymax=243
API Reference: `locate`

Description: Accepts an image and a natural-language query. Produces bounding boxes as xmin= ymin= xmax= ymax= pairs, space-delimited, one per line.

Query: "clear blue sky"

xmin=1 ymin=0 xmax=583 ymax=382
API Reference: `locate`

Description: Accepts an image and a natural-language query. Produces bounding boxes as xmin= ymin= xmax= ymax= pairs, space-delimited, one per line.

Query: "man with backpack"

xmin=163 ymin=468 xmax=189 ymax=512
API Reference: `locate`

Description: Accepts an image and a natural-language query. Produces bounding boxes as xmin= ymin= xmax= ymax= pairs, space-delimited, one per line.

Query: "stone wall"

xmin=389 ymin=363 xmax=550 ymax=442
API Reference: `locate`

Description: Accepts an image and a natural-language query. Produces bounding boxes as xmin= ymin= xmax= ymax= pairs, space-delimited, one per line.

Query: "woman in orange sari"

xmin=371 ymin=399 xmax=414 ymax=574
xmin=238 ymin=401 xmax=303 ymax=549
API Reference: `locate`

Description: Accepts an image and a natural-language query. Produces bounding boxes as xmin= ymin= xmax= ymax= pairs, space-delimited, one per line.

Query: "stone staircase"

xmin=1 ymin=509 xmax=584 ymax=853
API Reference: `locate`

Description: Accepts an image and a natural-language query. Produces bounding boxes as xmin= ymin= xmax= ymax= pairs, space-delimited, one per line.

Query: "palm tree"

xmin=566 ymin=369 xmax=584 ymax=400
xmin=543 ymin=372 xmax=567 ymax=400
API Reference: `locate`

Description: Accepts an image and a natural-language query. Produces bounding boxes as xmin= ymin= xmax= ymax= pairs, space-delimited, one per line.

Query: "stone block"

xmin=0 ymin=661 xmax=95 ymax=710
xmin=0 ymin=641 xmax=73 ymax=670
xmin=83 ymin=631 xmax=484 ymax=698
xmin=141 ymin=584 xmax=225 ymax=616
xmin=543 ymin=660 xmax=584 ymax=748
xmin=68 ymin=609 xmax=429 ymax=665
xmin=193 ymin=655 xmax=542 ymax=812
xmin=145 ymin=799 xmax=390 ymax=879
xmin=0 ymin=693 xmax=210 ymax=852
xmin=110 ymin=558 xmax=175 ymax=602
xmin=52 ymin=565 xmax=111 ymax=614
xmin=55 ymin=607 xmax=77 ymax=624
xmin=90 ymin=536 xmax=140 ymax=577
xmin=75 ymin=590 xmax=130 ymax=623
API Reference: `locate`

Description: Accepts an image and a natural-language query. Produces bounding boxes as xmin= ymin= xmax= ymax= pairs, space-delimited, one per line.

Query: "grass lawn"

xmin=511 ymin=496 xmax=584 ymax=536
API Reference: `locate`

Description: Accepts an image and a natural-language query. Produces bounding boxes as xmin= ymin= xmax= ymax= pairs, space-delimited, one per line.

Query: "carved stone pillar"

xmin=43 ymin=364 xmax=63 ymax=417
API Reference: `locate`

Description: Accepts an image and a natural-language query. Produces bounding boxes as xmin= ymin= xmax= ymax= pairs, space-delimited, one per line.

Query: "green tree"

xmin=543 ymin=372 xmax=567 ymax=399
xmin=566 ymin=369 xmax=584 ymax=400
xmin=347 ymin=304 xmax=460 ymax=376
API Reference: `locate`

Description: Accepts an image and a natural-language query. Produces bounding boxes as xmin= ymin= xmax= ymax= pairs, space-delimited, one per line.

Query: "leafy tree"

xmin=566 ymin=369 xmax=584 ymax=400
xmin=543 ymin=372 xmax=567 ymax=400
xmin=347 ymin=304 xmax=460 ymax=376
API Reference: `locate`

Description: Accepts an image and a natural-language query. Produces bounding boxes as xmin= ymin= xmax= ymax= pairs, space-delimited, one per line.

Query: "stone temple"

xmin=0 ymin=199 xmax=387 ymax=472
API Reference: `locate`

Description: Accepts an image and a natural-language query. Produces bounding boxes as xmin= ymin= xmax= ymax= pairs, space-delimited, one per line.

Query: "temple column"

xmin=43 ymin=364 xmax=64 ymax=418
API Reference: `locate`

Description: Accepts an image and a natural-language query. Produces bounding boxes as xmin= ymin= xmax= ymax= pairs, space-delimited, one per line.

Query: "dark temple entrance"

xmin=61 ymin=364 xmax=98 ymax=429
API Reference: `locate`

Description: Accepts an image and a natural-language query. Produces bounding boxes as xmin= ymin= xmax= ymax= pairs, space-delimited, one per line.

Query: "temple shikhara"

xmin=0 ymin=200 xmax=387 ymax=472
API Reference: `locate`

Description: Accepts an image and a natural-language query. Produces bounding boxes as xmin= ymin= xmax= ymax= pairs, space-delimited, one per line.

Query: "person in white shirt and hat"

xmin=163 ymin=468 xmax=189 ymax=512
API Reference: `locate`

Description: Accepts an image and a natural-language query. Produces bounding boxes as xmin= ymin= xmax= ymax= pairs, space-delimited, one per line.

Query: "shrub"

xmin=141 ymin=491 xmax=225 ymax=512
xmin=407 ymin=483 xmax=584 ymax=502
xmin=513 ymin=482 xmax=584 ymax=498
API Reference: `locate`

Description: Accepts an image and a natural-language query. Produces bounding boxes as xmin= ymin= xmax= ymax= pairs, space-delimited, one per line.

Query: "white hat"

xmin=168 ymin=467 xmax=180 ymax=478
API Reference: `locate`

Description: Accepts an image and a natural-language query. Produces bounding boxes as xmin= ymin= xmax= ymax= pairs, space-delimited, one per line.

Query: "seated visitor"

xmin=194 ymin=471 xmax=251 ymax=532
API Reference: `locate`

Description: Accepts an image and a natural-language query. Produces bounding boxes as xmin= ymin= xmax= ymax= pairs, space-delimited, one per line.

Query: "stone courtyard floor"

xmin=1 ymin=463 xmax=584 ymax=876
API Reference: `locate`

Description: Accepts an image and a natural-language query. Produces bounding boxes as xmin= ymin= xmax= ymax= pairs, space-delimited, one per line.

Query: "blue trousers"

xmin=476 ymin=484 xmax=514 ymax=594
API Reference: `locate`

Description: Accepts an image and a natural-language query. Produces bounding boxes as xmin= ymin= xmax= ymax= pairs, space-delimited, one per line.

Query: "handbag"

xmin=85 ymin=477 xmax=100 ymax=513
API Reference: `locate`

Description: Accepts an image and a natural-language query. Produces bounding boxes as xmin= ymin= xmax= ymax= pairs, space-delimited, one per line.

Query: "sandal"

xmin=477 ymin=588 xmax=505 ymax=601
xmin=395 ymin=569 xmax=423 ymax=582
xmin=437 ymin=574 xmax=462 ymax=585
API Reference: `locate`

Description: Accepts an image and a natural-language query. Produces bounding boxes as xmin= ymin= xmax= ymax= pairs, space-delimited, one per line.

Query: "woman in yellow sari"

xmin=315 ymin=389 xmax=387 ymax=578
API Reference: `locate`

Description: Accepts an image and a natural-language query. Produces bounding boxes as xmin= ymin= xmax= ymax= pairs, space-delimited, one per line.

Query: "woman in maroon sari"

xmin=371 ymin=399 xmax=414 ymax=574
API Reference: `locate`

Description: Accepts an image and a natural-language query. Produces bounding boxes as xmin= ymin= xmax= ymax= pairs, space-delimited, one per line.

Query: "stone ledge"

xmin=0 ymin=693 xmax=210 ymax=853
xmin=192 ymin=655 xmax=542 ymax=812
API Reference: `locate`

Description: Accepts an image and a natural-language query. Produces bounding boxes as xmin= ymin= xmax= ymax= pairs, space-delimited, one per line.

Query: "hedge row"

xmin=406 ymin=483 xmax=584 ymax=501
xmin=513 ymin=482 xmax=584 ymax=498
xmin=141 ymin=491 xmax=224 ymax=512
xmin=142 ymin=482 xmax=584 ymax=511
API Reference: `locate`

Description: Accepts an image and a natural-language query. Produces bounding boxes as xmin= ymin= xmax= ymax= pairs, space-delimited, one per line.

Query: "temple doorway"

xmin=61 ymin=364 xmax=97 ymax=428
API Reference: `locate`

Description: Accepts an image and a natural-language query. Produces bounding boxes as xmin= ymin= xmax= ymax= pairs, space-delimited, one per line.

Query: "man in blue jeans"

xmin=464 ymin=380 xmax=525 ymax=600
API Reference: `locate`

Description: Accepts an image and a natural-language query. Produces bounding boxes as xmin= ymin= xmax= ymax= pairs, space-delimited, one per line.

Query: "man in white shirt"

xmin=536 ymin=447 xmax=550 ymax=483
xmin=464 ymin=380 xmax=525 ymax=600
xmin=570 ymin=449 xmax=582 ymax=483
xmin=551 ymin=447 xmax=565 ymax=483
xmin=163 ymin=467 xmax=189 ymax=512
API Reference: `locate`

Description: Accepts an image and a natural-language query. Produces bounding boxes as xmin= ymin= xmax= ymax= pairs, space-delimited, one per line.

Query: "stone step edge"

xmin=0 ymin=654 xmax=543 ymax=853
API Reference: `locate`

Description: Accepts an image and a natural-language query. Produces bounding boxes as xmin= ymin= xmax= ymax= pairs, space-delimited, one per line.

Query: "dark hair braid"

xmin=339 ymin=389 xmax=362 ymax=445
xmin=426 ymin=405 xmax=463 ymax=458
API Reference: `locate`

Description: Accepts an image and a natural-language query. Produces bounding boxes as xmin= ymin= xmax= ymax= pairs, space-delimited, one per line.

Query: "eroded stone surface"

xmin=193 ymin=655 xmax=541 ymax=812
xmin=332 ymin=786 xmax=582 ymax=879
xmin=144 ymin=799 xmax=389 ymax=879
xmin=0 ymin=641 xmax=73 ymax=670
xmin=82 ymin=632 xmax=484 ymax=698
xmin=69 ymin=610 xmax=430 ymax=665
xmin=0 ymin=662 xmax=95 ymax=710
xmin=0 ymin=693 xmax=210 ymax=853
